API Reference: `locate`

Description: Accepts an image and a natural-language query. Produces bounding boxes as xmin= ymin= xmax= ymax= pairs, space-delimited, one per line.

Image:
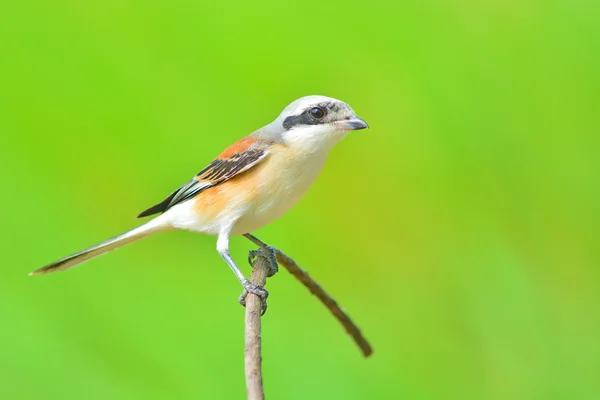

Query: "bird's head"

xmin=263 ymin=95 xmax=368 ymax=153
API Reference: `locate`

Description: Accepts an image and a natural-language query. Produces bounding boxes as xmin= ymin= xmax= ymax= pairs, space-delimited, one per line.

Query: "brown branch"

xmin=243 ymin=247 xmax=272 ymax=400
xmin=244 ymin=234 xmax=373 ymax=358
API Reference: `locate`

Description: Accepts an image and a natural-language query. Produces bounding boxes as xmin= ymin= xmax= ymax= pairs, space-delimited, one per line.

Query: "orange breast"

xmin=190 ymin=143 xmax=326 ymax=235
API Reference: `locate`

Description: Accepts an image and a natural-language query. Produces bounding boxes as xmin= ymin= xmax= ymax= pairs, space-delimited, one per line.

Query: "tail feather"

xmin=30 ymin=219 xmax=170 ymax=276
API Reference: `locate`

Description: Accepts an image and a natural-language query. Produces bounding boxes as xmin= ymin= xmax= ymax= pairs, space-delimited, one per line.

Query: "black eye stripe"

xmin=283 ymin=114 xmax=318 ymax=130
xmin=283 ymin=104 xmax=331 ymax=130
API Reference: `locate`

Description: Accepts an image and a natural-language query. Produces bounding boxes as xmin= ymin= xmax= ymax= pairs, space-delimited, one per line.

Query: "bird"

xmin=30 ymin=95 xmax=368 ymax=303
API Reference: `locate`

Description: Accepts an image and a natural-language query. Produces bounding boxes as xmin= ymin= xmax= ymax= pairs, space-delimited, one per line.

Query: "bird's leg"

xmin=217 ymin=233 xmax=268 ymax=312
xmin=243 ymin=233 xmax=278 ymax=277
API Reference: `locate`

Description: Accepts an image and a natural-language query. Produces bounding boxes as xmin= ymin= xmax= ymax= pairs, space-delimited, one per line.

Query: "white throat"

xmin=282 ymin=125 xmax=347 ymax=156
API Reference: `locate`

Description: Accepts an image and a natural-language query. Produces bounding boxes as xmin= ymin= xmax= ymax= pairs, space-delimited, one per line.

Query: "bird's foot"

xmin=238 ymin=280 xmax=269 ymax=315
xmin=238 ymin=245 xmax=278 ymax=315
xmin=238 ymin=281 xmax=269 ymax=305
xmin=248 ymin=247 xmax=278 ymax=277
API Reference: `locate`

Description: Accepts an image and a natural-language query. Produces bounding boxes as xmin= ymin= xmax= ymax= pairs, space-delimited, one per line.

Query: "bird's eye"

xmin=309 ymin=107 xmax=326 ymax=120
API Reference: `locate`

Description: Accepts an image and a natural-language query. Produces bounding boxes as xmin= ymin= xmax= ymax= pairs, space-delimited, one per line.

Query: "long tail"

xmin=29 ymin=218 xmax=171 ymax=276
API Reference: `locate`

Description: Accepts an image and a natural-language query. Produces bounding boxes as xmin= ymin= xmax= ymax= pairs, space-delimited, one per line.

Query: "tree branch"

xmin=244 ymin=234 xmax=373 ymax=358
xmin=274 ymin=249 xmax=373 ymax=357
xmin=242 ymin=235 xmax=373 ymax=398
xmin=244 ymin=247 xmax=272 ymax=400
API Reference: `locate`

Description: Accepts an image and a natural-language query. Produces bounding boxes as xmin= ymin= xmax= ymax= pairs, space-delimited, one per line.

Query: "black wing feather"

xmin=137 ymin=180 xmax=206 ymax=218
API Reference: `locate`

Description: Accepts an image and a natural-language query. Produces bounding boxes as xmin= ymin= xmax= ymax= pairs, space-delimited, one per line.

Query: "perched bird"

xmin=30 ymin=95 xmax=368 ymax=302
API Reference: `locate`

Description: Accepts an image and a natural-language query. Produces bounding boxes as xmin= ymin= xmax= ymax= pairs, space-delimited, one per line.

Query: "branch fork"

xmin=242 ymin=234 xmax=372 ymax=400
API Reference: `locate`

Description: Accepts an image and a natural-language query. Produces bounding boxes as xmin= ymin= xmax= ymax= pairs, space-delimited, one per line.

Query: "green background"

xmin=1 ymin=0 xmax=599 ymax=399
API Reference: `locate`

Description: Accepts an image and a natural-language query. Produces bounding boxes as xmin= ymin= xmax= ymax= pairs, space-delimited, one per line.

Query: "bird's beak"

xmin=335 ymin=115 xmax=369 ymax=131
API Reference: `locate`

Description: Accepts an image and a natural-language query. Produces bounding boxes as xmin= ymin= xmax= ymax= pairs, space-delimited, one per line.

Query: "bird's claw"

xmin=239 ymin=245 xmax=277 ymax=315
xmin=248 ymin=246 xmax=278 ymax=277
xmin=238 ymin=280 xmax=269 ymax=315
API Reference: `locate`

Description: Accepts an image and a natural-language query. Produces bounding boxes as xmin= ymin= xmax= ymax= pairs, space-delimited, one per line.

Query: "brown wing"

xmin=137 ymin=139 xmax=269 ymax=218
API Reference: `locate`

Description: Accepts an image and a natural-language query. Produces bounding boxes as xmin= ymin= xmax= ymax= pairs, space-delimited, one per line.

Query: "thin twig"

xmin=244 ymin=234 xmax=373 ymax=357
xmin=244 ymin=247 xmax=272 ymax=400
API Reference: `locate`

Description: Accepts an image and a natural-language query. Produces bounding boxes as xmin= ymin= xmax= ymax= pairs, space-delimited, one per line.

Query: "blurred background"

xmin=1 ymin=0 xmax=599 ymax=399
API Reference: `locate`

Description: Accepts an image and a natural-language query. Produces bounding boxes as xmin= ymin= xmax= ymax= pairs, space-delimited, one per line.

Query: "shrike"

xmin=31 ymin=95 xmax=368 ymax=301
